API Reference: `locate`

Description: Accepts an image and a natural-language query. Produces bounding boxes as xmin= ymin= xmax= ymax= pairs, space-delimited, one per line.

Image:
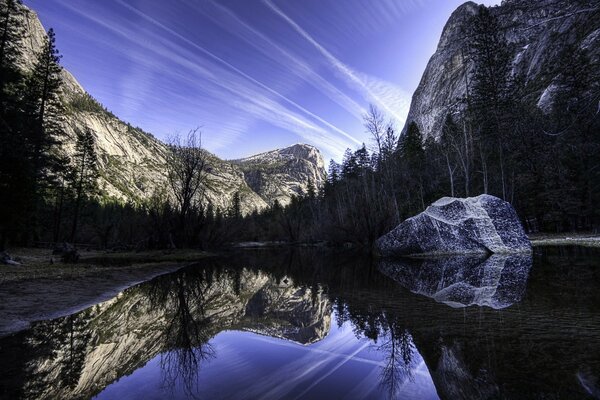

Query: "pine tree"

xmin=354 ymin=144 xmax=370 ymax=173
xmin=69 ymin=127 xmax=99 ymax=242
xmin=327 ymin=160 xmax=340 ymax=184
xmin=468 ymin=5 xmax=513 ymax=197
xmin=399 ymin=122 xmax=424 ymax=163
xmin=468 ymin=5 xmax=512 ymax=115
xmin=399 ymin=122 xmax=426 ymax=210
xmin=341 ymin=148 xmax=358 ymax=178
xmin=0 ymin=0 xmax=23 ymax=105
xmin=24 ymin=27 xmax=64 ymax=194
xmin=0 ymin=0 xmax=27 ymax=248
xmin=230 ymin=191 xmax=242 ymax=219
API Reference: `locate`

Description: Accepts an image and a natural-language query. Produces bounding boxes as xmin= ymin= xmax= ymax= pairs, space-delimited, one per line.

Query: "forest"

xmin=1 ymin=1 xmax=598 ymax=252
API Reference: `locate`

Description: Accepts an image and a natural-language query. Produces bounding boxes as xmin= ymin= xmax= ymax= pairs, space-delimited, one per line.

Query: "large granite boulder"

xmin=376 ymin=195 xmax=531 ymax=257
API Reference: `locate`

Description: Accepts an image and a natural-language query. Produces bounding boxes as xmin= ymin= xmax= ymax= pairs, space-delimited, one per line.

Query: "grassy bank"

xmin=529 ymin=233 xmax=600 ymax=248
xmin=0 ymin=247 xmax=214 ymax=284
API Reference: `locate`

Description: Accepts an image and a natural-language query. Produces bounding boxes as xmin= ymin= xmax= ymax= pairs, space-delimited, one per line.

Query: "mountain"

xmin=234 ymin=144 xmax=326 ymax=207
xmin=16 ymin=3 xmax=326 ymax=213
xmin=402 ymin=0 xmax=600 ymax=139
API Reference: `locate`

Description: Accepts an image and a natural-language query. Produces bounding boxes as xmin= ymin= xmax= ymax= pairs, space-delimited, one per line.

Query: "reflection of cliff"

xmin=0 ymin=266 xmax=331 ymax=400
xmin=378 ymin=254 xmax=532 ymax=309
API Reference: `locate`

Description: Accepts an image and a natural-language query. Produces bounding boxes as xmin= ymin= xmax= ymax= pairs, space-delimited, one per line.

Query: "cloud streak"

xmin=114 ymin=1 xmax=363 ymax=148
xmin=60 ymin=1 xmax=360 ymax=156
xmin=263 ymin=0 xmax=411 ymax=125
xmin=48 ymin=0 xmax=422 ymax=159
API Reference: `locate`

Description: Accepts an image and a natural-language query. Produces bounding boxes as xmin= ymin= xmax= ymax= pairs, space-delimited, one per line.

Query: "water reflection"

xmin=0 ymin=248 xmax=599 ymax=399
xmin=378 ymin=254 xmax=532 ymax=309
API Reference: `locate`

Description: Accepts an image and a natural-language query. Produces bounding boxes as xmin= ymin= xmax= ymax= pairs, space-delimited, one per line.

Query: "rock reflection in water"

xmin=378 ymin=254 xmax=532 ymax=309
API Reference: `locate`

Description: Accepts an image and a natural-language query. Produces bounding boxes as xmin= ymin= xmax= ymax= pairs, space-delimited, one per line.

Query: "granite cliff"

xmin=403 ymin=0 xmax=600 ymax=139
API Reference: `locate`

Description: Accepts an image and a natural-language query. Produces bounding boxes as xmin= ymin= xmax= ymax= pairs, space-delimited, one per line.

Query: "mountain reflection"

xmin=378 ymin=254 xmax=532 ymax=309
xmin=0 ymin=248 xmax=599 ymax=399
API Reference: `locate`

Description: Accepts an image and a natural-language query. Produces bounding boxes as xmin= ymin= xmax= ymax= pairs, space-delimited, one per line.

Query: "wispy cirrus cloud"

xmin=186 ymin=0 xmax=368 ymax=122
xmin=113 ymin=1 xmax=363 ymax=151
xmin=59 ymin=1 xmax=362 ymax=157
xmin=263 ymin=0 xmax=411 ymax=125
xmin=47 ymin=0 xmax=424 ymax=160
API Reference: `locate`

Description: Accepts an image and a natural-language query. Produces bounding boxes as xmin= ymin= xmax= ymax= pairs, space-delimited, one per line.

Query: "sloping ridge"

xmin=16 ymin=3 xmax=326 ymax=213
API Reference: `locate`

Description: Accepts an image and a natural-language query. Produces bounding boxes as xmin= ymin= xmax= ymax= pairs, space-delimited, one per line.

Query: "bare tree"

xmin=166 ymin=129 xmax=209 ymax=245
xmin=364 ymin=104 xmax=386 ymax=159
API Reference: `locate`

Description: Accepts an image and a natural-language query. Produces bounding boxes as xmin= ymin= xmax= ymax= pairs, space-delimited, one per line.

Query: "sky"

xmin=24 ymin=0 xmax=500 ymax=161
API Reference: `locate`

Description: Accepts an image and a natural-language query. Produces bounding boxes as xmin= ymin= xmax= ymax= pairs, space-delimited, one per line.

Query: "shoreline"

xmin=1 ymin=237 xmax=598 ymax=337
xmin=529 ymin=233 xmax=600 ymax=248
xmin=0 ymin=249 xmax=213 ymax=337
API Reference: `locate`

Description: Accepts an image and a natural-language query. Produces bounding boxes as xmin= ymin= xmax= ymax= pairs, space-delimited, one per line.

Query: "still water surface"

xmin=0 ymin=247 xmax=599 ymax=399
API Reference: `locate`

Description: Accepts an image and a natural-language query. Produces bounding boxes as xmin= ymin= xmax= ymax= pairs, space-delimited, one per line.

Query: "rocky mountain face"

xmin=17 ymin=4 xmax=326 ymax=213
xmin=234 ymin=144 xmax=326 ymax=207
xmin=402 ymin=0 xmax=600 ymax=139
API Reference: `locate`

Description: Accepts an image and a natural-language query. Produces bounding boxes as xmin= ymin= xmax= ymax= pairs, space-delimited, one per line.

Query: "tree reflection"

xmin=377 ymin=323 xmax=415 ymax=399
xmin=148 ymin=269 xmax=217 ymax=397
xmin=334 ymin=299 xmax=416 ymax=398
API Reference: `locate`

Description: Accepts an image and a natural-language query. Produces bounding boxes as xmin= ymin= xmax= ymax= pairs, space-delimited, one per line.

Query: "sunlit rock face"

xmin=376 ymin=195 xmax=531 ymax=257
xmin=378 ymin=253 xmax=532 ymax=309
xmin=16 ymin=4 xmax=326 ymax=212
xmin=2 ymin=267 xmax=331 ymax=400
xmin=234 ymin=144 xmax=327 ymax=207
xmin=402 ymin=0 xmax=600 ymax=139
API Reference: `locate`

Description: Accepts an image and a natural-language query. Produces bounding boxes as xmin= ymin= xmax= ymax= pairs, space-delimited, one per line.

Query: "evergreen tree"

xmin=354 ymin=144 xmax=371 ymax=174
xmin=400 ymin=122 xmax=426 ymax=210
xmin=229 ymin=191 xmax=242 ymax=219
xmin=0 ymin=0 xmax=27 ymax=248
xmin=341 ymin=148 xmax=358 ymax=178
xmin=381 ymin=124 xmax=398 ymax=162
xmin=69 ymin=127 xmax=99 ymax=242
xmin=327 ymin=160 xmax=340 ymax=184
xmin=468 ymin=5 xmax=513 ymax=197
xmin=399 ymin=122 xmax=424 ymax=163
xmin=23 ymin=26 xmax=64 ymax=227
xmin=468 ymin=5 xmax=512 ymax=113
xmin=0 ymin=0 xmax=23 ymax=106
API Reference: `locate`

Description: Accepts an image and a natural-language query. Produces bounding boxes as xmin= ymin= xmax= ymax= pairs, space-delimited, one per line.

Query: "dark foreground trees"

xmin=0 ymin=3 xmax=66 ymax=248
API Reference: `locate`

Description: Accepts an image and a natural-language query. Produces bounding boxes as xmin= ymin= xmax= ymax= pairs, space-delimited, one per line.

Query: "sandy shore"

xmin=0 ymin=248 xmax=212 ymax=337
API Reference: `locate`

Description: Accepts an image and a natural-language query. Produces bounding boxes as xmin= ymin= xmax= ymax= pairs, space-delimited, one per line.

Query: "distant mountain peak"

xmin=235 ymin=143 xmax=326 ymax=206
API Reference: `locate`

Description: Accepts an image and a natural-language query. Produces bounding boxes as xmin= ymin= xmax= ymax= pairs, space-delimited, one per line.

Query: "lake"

xmin=1 ymin=247 xmax=599 ymax=399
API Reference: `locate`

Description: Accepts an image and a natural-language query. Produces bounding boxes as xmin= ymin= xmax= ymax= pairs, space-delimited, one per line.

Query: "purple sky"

xmin=24 ymin=0 xmax=501 ymax=160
